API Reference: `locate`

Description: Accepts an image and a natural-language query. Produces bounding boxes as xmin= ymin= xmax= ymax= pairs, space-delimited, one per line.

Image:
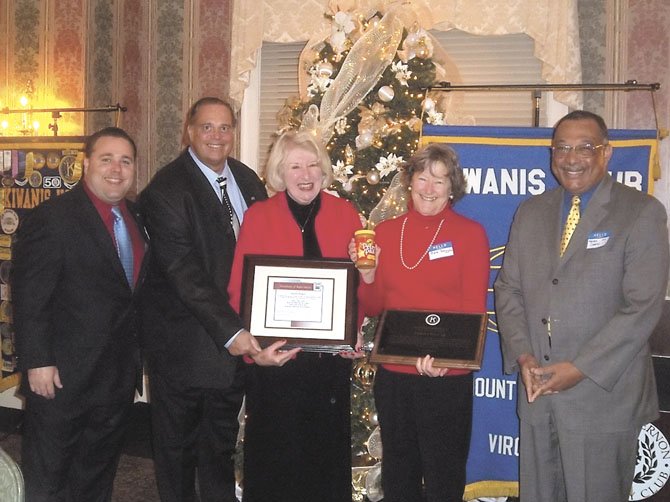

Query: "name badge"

xmin=587 ymin=231 xmax=610 ymax=249
xmin=429 ymin=241 xmax=453 ymax=260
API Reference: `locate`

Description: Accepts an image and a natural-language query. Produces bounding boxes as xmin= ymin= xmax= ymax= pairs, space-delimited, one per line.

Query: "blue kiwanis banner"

xmin=420 ymin=125 xmax=657 ymax=500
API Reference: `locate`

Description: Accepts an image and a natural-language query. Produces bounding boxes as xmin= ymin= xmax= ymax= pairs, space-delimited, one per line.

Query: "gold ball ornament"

xmin=408 ymin=117 xmax=423 ymax=132
xmin=354 ymin=359 xmax=377 ymax=385
xmin=352 ymin=491 xmax=365 ymax=502
xmin=345 ymin=144 xmax=355 ymax=165
xmin=351 ymin=467 xmax=369 ymax=497
xmin=416 ymin=39 xmax=430 ymax=59
xmin=377 ymin=85 xmax=395 ymax=102
xmin=353 ymin=453 xmax=377 ymax=467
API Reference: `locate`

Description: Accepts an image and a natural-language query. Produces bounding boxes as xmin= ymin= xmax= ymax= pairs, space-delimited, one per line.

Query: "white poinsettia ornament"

xmin=391 ymin=61 xmax=412 ymax=86
xmin=397 ymin=28 xmax=432 ymax=62
xmin=330 ymin=11 xmax=356 ymax=56
xmin=426 ymin=109 xmax=445 ymax=125
xmin=332 ymin=159 xmax=354 ymax=183
xmin=375 ymin=153 xmax=403 ymax=179
xmin=307 ymin=64 xmax=333 ymax=97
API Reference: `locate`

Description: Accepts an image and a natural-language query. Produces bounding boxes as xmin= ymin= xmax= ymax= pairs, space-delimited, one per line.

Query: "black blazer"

xmin=12 ymin=184 xmax=148 ymax=407
xmin=139 ymin=151 xmax=267 ymax=389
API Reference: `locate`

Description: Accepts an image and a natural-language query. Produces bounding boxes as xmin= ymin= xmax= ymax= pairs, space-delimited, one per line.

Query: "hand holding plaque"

xmin=370 ymin=310 xmax=487 ymax=370
xmin=416 ymin=355 xmax=451 ymax=377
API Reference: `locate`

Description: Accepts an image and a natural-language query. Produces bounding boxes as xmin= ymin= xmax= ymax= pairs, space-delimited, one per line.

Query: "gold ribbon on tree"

xmin=300 ymin=9 xmax=404 ymax=144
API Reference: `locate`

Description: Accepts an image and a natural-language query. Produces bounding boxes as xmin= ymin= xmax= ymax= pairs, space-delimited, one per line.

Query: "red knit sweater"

xmin=360 ymin=203 xmax=489 ymax=375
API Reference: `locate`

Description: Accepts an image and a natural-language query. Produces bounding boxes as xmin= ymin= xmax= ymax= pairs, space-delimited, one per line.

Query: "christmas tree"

xmin=279 ymin=9 xmax=447 ymax=218
xmin=276 ymin=7 xmax=449 ymax=501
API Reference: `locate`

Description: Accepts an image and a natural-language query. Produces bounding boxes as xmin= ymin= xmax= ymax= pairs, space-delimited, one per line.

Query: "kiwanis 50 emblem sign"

xmin=631 ymin=423 xmax=670 ymax=500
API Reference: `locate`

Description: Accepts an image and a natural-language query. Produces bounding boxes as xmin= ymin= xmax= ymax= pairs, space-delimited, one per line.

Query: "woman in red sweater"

xmin=228 ymin=130 xmax=363 ymax=502
xmin=352 ymin=143 xmax=489 ymax=502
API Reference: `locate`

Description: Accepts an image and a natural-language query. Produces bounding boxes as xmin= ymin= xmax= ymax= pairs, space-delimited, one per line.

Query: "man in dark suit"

xmin=495 ymin=110 xmax=669 ymax=501
xmin=140 ymin=97 xmax=296 ymax=502
xmin=12 ymin=127 xmax=148 ymax=501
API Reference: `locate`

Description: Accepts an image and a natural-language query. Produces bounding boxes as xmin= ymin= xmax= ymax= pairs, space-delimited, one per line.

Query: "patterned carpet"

xmin=0 ymin=403 xmax=160 ymax=501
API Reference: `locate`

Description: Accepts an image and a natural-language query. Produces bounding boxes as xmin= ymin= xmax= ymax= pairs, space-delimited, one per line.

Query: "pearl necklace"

xmin=399 ymin=216 xmax=445 ymax=270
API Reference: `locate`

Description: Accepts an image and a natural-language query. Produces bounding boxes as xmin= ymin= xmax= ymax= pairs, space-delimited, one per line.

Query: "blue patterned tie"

xmin=111 ymin=206 xmax=134 ymax=287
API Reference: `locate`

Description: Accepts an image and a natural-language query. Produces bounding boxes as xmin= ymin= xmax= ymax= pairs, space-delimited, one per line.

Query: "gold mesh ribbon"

xmin=300 ymin=11 xmax=403 ymax=144
xmin=368 ymin=170 xmax=409 ymax=228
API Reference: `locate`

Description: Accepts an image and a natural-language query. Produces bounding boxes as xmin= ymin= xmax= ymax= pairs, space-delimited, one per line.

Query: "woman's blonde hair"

xmin=264 ymin=131 xmax=334 ymax=192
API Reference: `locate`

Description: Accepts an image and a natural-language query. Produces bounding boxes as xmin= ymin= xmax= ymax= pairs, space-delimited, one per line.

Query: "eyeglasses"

xmin=196 ymin=123 xmax=233 ymax=136
xmin=550 ymin=143 xmax=606 ymax=158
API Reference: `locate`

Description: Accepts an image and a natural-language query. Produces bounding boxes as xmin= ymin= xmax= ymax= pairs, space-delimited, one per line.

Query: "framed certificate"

xmin=241 ymin=255 xmax=358 ymax=353
xmin=370 ymin=310 xmax=488 ymax=370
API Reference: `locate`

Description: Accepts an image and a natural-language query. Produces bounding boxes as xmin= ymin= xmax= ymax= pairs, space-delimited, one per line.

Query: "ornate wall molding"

xmin=578 ymin=0 xmax=607 ymax=118
xmin=48 ymin=0 xmax=86 ymax=133
xmin=87 ymin=0 xmax=114 ymax=133
xmin=152 ymin=0 xmax=185 ymax=177
xmin=0 ymin=2 xmax=8 ymax=107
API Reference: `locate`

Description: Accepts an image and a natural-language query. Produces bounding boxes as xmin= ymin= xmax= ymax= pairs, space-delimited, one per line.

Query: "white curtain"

xmin=229 ymin=0 xmax=582 ymax=108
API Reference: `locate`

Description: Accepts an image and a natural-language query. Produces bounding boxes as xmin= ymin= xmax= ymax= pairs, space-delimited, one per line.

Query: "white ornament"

xmin=377 ymin=86 xmax=395 ymax=102
xmin=405 ymin=31 xmax=420 ymax=47
xmin=333 ymin=11 xmax=355 ymax=34
xmin=366 ymin=169 xmax=381 ymax=185
xmin=316 ymin=60 xmax=334 ymax=78
xmin=422 ymin=97 xmax=435 ymax=112
xmin=356 ymin=131 xmax=373 ymax=149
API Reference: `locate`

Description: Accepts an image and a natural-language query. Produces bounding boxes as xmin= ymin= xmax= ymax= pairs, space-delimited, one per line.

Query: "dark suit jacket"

xmin=12 ymin=184 xmax=148 ymax=407
xmin=139 ymin=151 xmax=267 ymax=389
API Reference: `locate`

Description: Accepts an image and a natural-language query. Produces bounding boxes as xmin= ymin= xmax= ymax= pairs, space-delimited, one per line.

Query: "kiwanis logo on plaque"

xmin=630 ymin=423 xmax=670 ymax=500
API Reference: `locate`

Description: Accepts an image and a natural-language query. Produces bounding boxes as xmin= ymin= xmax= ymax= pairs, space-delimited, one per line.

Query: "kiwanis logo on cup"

xmin=630 ymin=423 xmax=670 ymax=500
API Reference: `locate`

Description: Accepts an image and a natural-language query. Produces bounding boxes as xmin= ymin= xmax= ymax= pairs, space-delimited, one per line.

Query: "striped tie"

xmin=560 ymin=195 xmax=580 ymax=256
xmin=111 ymin=206 xmax=134 ymax=286
xmin=216 ymin=176 xmax=240 ymax=239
